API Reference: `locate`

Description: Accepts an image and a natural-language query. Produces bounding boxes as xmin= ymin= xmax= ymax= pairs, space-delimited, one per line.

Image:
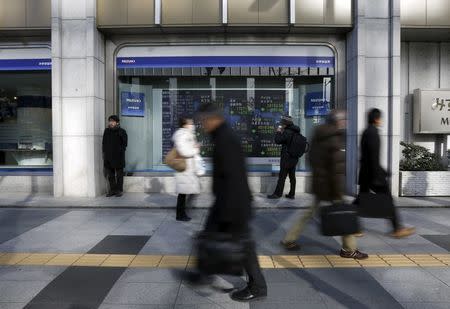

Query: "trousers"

xmin=274 ymin=166 xmax=296 ymax=196
xmin=105 ymin=167 xmax=124 ymax=193
xmin=283 ymin=199 xmax=357 ymax=251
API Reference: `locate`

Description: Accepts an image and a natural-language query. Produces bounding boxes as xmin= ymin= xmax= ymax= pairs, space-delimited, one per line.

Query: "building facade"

xmin=0 ymin=0 xmax=449 ymax=197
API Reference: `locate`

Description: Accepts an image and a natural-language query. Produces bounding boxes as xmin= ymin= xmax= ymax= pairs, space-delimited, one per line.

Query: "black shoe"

xmin=340 ymin=249 xmax=369 ymax=260
xmin=267 ymin=194 xmax=281 ymax=199
xmin=176 ymin=215 xmax=191 ymax=222
xmin=106 ymin=192 xmax=115 ymax=197
xmin=285 ymin=194 xmax=295 ymax=200
xmin=230 ymin=286 xmax=267 ymax=302
xmin=115 ymin=191 xmax=123 ymax=197
xmin=280 ymin=240 xmax=300 ymax=250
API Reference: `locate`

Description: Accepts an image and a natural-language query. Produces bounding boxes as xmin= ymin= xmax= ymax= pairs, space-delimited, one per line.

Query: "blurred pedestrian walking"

xmin=182 ymin=103 xmax=267 ymax=302
xmin=172 ymin=116 xmax=202 ymax=221
xmin=102 ymin=115 xmax=127 ymax=197
xmin=281 ymin=110 xmax=368 ymax=259
xmin=357 ymin=108 xmax=415 ymax=238
xmin=267 ymin=115 xmax=307 ymax=200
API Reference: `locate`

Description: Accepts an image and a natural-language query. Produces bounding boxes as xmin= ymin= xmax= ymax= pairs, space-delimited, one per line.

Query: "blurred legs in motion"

xmin=282 ymin=200 xmax=363 ymax=258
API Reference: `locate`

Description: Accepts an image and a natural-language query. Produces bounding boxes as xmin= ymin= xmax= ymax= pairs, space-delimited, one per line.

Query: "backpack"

xmin=287 ymin=132 xmax=308 ymax=158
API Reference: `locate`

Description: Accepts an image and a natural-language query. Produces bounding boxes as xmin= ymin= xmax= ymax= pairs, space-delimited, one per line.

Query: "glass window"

xmin=117 ymin=65 xmax=335 ymax=173
xmin=0 ymin=71 xmax=52 ymax=166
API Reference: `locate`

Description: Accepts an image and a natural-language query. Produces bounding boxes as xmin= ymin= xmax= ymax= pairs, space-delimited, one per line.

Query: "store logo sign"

xmin=430 ymin=97 xmax=450 ymax=126
xmin=121 ymin=91 xmax=145 ymax=117
xmin=315 ymin=59 xmax=331 ymax=64
xmin=431 ymin=97 xmax=450 ymax=111
xmin=414 ymin=90 xmax=450 ymax=134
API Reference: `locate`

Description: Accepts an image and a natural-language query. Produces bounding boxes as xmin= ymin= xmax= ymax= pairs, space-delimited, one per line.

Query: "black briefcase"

xmin=357 ymin=192 xmax=393 ymax=218
xmin=196 ymin=232 xmax=247 ymax=276
xmin=320 ymin=203 xmax=360 ymax=236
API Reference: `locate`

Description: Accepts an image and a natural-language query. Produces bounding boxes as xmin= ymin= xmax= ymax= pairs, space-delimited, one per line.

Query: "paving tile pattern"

xmin=0 ymin=208 xmax=448 ymax=308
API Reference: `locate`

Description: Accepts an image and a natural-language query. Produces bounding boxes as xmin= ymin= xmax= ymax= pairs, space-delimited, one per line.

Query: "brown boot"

xmin=391 ymin=227 xmax=415 ymax=238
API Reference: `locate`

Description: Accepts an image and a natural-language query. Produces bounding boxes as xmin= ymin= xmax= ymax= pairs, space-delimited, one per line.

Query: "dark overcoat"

xmin=102 ymin=127 xmax=128 ymax=169
xmin=204 ymin=122 xmax=252 ymax=236
xmin=309 ymin=124 xmax=345 ymax=201
xmin=275 ymin=124 xmax=301 ymax=169
xmin=358 ymin=124 xmax=388 ymax=189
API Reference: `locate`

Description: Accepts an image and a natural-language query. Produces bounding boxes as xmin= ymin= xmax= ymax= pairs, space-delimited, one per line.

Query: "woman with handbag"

xmin=172 ymin=116 xmax=202 ymax=221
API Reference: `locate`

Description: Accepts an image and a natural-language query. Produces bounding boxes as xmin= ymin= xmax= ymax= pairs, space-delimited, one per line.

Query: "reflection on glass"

xmin=0 ymin=71 xmax=52 ymax=166
xmin=118 ymin=69 xmax=335 ymax=173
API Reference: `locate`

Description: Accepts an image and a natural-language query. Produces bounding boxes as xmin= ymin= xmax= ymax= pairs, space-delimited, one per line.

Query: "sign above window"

xmin=0 ymin=59 xmax=51 ymax=71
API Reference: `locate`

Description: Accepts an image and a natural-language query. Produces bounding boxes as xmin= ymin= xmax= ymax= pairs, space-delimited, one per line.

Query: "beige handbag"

xmin=164 ymin=148 xmax=187 ymax=172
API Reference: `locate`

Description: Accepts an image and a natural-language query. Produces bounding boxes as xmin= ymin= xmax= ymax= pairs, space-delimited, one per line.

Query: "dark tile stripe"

xmin=88 ymin=235 xmax=151 ymax=255
xmin=0 ymin=209 xmax=68 ymax=244
xmin=24 ymin=267 xmax=125 ymax=309
xmin=24 ymin=235 xmax=151 ymax=309
xmin=421 ymin=234 xmax=450 ymax=251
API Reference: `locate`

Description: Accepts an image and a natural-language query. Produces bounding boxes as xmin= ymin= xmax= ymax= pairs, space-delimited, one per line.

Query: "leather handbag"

xmin=320 ymin=203 xmax=360 ymax=236
xmin=357 ymin=192 xmax=393 ymax=218
xmin=196 ymin=232 xmax=247 ymax=276
xmin=164 ymin=148 xmax=186 ymax=172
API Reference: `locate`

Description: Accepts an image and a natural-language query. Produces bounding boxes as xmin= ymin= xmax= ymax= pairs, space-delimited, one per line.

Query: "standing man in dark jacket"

xmin=191 ymin=103 xmax=267 ymax=302
xmin=102 ymin=115 xmax=128 ymax=197
xmin=281 ymin=110 xmax=368 ymax=259
xmin=358 ymin=108 xmax=415 ymax=238
xmin=268 ymin=115 xmax=300 ymax=199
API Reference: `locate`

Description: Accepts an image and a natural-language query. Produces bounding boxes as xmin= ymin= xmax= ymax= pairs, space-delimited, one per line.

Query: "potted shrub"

xmin=399 ymin=142 xmax=448 ymax=196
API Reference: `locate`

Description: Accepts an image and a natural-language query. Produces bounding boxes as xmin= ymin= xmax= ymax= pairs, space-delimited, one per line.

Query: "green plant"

xmin=400 ymin=142 xmax=445 ymax=171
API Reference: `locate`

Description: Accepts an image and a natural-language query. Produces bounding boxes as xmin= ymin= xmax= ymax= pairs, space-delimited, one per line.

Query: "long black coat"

xmin=275 ymin=124 xmax=301 ymax=169
xmin=309 ymin=124 xmax=346 ymax=201
xmin=102 ymin=127 xmax=128 ymax=169
xmin=204 ymin=122 xmax=252 ymax=236
xmin=359 ymin=124 xmax=388 ymax=189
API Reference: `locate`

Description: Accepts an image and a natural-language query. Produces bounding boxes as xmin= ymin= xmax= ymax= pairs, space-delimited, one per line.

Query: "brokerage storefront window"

xmin=0 ymin=67 xmax=52 ymax=167
xmin=117 ymin=54 xmax=335 ymax=172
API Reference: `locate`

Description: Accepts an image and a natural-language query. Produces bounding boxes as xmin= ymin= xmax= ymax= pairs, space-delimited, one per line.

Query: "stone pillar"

xmin=346 ymin=0 xmax=401 ymax=195
xmin=52 ymin=0 xmax=105 ymax=197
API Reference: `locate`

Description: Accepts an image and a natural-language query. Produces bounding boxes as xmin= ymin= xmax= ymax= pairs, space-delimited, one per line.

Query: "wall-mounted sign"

xmin=116 ymin=56 xmax=335 ymax=69
xmin=414 ymin=89 xmax=450 ymax=134
xmin=121 ymin=91 xmax=145 ymax=117
xmin=305 ymin=91 xmax=330 ymax=117
xmin=0 ymin=59 xmax=51 ymax=71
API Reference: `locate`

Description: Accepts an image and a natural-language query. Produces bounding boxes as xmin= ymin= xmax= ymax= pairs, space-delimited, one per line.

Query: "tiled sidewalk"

xmin=1 ymin=192 xmax=450 ymax=208
xmin=0 ymin=207 xmax=449 ymax=308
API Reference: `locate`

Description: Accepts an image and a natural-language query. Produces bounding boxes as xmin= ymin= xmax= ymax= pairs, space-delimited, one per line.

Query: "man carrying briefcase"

xmin=281 ymin=110 xmax=368 ymax=260
xmin=357 ymin=108 xmax=415 ymax=238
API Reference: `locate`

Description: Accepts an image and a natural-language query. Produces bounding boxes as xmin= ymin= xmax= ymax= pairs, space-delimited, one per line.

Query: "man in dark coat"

xmin=102 ymin=115 xmax=128 ymax=197
xmin=191 ymin=103 xmax=267 ymax=302
xmin=268 ymin=115 xmax=300 ymax=199
xmin=358 ymin=108 xmax=415 ymax=238
xmin=281 ymin=110 xmax=368 ymax=259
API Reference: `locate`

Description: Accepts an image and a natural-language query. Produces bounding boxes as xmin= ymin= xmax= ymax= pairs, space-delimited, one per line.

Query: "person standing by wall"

xmin=172 ymin=116 xmax=201 ymax=221
xmin=281 ymin=110 xmax=368 ymax=259
xmin=267 ymin=115 xmax=303 ymax=200
xmin=358 ymin=108 xmax=415 ymax=238
xmin=102 ymin=115 xmax=127 ymax=197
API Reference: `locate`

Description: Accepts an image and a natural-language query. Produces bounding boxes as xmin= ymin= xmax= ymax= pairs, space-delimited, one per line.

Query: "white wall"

xmin=346 ymin=0 xmax=401 ymax=195
xmin=401 ymin=42 xmax=450 ymax=155
xmin=52 ymin=0 xmax=106 ymax=197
